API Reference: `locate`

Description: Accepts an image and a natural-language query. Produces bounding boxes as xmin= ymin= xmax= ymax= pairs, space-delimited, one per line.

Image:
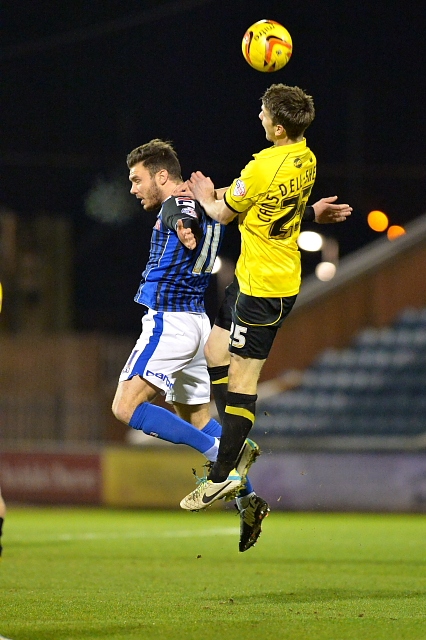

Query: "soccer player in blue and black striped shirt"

xmin=112 ymin=140 xmax=265 ymax=550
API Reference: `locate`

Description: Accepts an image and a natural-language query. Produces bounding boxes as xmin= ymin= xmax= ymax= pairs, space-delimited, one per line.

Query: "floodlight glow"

xmin=387 ymin=225 xmax=406 ymax=241
xmin=367 ymin=210 xmax=388 ymax=232
xmin=212 ymin=257 xmax=222 ymax=274
xmin=315 ymin=261 xmax=336 ymax=281
xmin=297 ymin=231 xmax=323 ymax=252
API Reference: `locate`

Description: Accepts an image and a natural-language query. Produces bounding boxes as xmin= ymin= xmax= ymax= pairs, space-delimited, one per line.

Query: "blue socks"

xmin=129 ymin=404 xmax=254 ymax=495
xmin=201 ymin=418 xmax=222 ymax=438
xmin=129 ymin=403 xmax=218 ymax=460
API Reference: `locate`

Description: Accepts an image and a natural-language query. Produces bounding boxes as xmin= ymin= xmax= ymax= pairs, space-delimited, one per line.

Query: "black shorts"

xmin=214 ymin=278 xmax=239 ymax=331
xmin=214 ymin=277 xmax=297 ymax=360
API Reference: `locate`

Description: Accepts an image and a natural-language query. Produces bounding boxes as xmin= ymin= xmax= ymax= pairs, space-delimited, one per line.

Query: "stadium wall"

xmin=0 ymin=447 xmax=212 ymax=509
xmin=1 ymin=447 xmax=426 ymax=512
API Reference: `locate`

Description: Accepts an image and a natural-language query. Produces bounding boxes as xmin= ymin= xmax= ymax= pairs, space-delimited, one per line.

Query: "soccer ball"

xmin=242 ymin=20 xmax=293 ymax=72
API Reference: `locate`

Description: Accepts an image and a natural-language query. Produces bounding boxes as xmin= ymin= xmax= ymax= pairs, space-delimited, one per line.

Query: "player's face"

xmin=129 ymin=162 xmax=163 ymax=211
xmin=259 ymin=104 xmax=276 ymax=142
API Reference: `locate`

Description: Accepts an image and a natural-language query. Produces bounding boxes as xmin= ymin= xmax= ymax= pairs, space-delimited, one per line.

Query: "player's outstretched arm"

xmin=312 ymin=196 xmax=352 ymax=224
xmin=189 ymin=172 xmax=236 ymax=225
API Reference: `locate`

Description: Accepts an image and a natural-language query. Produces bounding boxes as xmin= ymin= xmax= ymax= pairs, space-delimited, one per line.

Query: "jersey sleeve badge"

xmin=233 ymin=179 xmax=246 ymax=197
xmin=180 ymin=207 xmax=198 ymax=218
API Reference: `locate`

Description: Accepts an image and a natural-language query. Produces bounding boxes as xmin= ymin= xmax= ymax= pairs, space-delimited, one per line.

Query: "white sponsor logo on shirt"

xmin=175 ymin=198 xmax=196 ymax=207
xmin=181 ymin=207 xmax=197 ymax=218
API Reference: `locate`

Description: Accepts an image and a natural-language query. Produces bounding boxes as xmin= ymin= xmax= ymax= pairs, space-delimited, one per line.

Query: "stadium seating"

xmin=253 ymin=307 xmax=426 ymax=440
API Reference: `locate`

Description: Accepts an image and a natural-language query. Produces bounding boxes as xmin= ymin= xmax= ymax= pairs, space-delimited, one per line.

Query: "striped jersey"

xmin=224 ymin=139 xmax=317 ymax=297
xmin=134 ymin=195 xmax=224 ymax=313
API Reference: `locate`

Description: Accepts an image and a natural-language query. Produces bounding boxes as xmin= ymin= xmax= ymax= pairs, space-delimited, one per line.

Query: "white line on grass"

xmin=7 ymin=527 xmax=239 ymax=544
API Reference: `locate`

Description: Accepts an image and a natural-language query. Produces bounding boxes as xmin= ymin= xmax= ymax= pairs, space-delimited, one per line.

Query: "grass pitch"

xmin=1 ymin=507 xmax=425 ymax=640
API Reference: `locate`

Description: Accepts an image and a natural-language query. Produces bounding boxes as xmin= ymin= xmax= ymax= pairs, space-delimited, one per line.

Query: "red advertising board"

xmin=0 ymin=451 xmax=102 ymax=504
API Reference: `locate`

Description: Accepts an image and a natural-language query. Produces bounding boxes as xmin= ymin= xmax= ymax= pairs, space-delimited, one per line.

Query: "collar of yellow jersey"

xmin=254 ymin=138 xmax=307 ymax=159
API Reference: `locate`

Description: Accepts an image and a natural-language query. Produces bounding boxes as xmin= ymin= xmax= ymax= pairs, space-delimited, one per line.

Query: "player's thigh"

xmin=204 ymin=324 xmax=230 ymax=367
xmin=167 ymin=314 xmax=211 ymax=405
xmin=119 ymin=309 xmax=202 ymax=395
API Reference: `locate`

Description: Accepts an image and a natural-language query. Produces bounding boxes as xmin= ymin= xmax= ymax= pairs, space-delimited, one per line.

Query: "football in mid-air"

xmin=242 ymin=19 xmax=293 ymax=72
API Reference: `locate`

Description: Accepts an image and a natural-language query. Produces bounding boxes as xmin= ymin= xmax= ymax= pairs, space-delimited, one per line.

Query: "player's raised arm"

xmin=312 ymin=196 xmax=352 ymax=224
xmin=189 ymin=172 xmax=237 ymax=225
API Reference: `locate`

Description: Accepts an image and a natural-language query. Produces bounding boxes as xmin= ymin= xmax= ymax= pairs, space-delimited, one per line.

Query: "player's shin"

xmin=208 ymin=391 xmax=257 ymax=482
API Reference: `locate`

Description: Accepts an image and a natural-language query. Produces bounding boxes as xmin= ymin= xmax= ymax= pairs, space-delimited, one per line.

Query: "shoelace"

xmin=191 ymin=461 xmax=213 ymax=486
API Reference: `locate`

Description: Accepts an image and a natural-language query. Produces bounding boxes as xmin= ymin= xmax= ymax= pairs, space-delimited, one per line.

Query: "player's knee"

xmin=205 ymin=341 xmax=226 ymax=368
xmin=204 ymin=327 xmax=230 ymax=368
xmin=112 ymin=397 xmax=131 ymax=425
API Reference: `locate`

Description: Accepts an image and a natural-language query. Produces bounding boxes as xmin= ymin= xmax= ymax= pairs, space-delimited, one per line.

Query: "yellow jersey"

xmin=224 ymin=139 xmax=316 ymax=297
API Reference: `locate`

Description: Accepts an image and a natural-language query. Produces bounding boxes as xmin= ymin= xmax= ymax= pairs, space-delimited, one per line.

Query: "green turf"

xmin=1 ymin=507 xmax=425 ymax=640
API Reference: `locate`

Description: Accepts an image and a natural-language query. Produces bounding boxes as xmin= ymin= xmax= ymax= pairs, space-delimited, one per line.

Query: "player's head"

xmin=127 ymin=139 xmax=183 ymax=211
xmin=260 ymin=84 xmax=315 ymax=142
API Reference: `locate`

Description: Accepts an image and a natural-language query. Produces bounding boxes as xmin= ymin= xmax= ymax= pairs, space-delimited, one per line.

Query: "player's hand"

xmin=313 ymin=196 xmax=352 ymax=224
xmin=188 ymin=171 xmax=216 ymax=206
xmin=172 ymin=182 xmax=195 ymax=198
xmin=177 ymin=219 xmax=197 ymax=250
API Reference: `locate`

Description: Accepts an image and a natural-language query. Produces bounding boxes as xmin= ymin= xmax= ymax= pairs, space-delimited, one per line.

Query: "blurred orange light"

xmin=387 ymin=225 xmax=406 ymax=241
xmin=367 ymin=210 xmax=389 ymax=232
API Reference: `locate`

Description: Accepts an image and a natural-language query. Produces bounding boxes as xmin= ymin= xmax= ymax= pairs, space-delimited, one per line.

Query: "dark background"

xmin=1 ymin=0 xmax=425 ymax=332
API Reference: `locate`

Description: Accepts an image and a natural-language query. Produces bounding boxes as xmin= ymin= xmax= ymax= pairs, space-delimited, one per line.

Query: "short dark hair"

xmin=261 ymin=84 xmax=315 ymax=139
xmin=126 ymin=139 xmax=182 ymax=181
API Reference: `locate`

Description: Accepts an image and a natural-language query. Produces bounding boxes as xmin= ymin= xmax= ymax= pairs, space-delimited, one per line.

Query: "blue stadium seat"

xmin=253 ymin=305 xmax=426 ymax=441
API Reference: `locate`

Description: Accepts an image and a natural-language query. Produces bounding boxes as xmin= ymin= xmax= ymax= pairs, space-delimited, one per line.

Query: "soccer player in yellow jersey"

xmin=180 ymin=84 xmax=352 ymax=511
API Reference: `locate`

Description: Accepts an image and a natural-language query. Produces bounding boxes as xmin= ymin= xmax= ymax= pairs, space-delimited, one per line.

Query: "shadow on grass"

xmin=231 ymin=588 xmax=424 ymax=606
xmin=265 ymin=557 xmax=426 ymax=567
xmin=6 ymin=623 xmax=154 ymax=640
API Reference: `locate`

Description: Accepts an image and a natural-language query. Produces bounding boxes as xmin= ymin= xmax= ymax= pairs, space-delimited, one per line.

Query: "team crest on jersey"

xmin=233 ymin=179 xmax=246 ymax=197
xmin=294 ymin=157 xmax=302 ymax=168
xmin=180 ymin=207 xmax=197 ymax=218
xmin=175 ymin=197 xmax=195 ymax=208
xmin=154 ymin=219 xmax=161 ymax=230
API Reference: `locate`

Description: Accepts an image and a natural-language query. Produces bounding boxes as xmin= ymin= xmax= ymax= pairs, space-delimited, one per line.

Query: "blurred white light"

xmin=297 ymin=231 xmax=323 ymax=252
xmin=315 ymin=261 xmax=337 ymax=281
xmin=212 ymin=257 xmax=222 ymax=274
